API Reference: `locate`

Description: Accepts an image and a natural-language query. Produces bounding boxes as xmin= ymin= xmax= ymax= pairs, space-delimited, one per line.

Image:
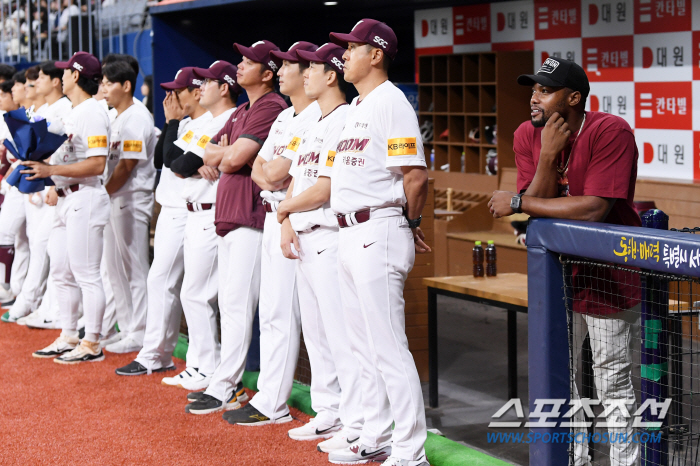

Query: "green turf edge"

xmin=172 ymin=335 xmax=509 ymax=466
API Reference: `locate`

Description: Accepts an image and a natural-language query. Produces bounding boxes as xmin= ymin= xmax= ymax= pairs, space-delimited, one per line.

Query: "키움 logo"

xmin=373 ymin=36 xmax=388 ymax=49
xmin=331 ymin=57 xmax=344 ymax=70
xmin=351 ymin=20 xmax=363 ymax=31
xmin=251 ymin=41 xmax=266 ymax=48
xmin=210 ymin=60 xmax=220 ymax=67
xmin=174 ymin=70 xmax=182 ymax=79
xmin=538 ymin=58 xmax=560 ymax=74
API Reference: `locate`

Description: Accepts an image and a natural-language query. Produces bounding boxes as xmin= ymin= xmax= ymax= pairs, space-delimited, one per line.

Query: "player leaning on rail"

xmin=489 ymin=57 xmax=642 ymax=466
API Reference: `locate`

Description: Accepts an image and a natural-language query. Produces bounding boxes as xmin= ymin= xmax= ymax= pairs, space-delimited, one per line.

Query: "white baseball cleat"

xmin=21 ymin=312 xmax=61 ymax=329
xmin=0 ymin=286 xmax=15 ymax=304
xmin=33 ymin=334 xmax=80 ymax=358
xmin=104 ymin=336 xmax=141 ymax=354
xmin=317 ymin=428 xmax=361 ymax=453
xmin=288 ymin=419 xmax=341 ymax=441
xmin=162 ymin=367 xmax=199 ymax=387
xmin=380 ymin=456 xmax=430 ymax=466
xmin=179 ymin=370 xmax=211 ymax=391
xmin=328 ymin=439 xmax=392 ymax=464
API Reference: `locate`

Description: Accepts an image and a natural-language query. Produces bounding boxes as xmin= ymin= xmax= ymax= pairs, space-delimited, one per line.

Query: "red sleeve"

xmin=514 ymin=123 xmax=536 ymax=193
xmin=582 ymin=128 xmax=636 ymax=199
xmin=239 ymin=101 xmax=285 ymax=146
xmin=210 ymin=115 xmax=235 ymax=145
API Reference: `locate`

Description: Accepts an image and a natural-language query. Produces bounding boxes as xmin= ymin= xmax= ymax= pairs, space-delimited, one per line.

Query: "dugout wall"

xmin=527 ymin=218 xmax=700 ymax=465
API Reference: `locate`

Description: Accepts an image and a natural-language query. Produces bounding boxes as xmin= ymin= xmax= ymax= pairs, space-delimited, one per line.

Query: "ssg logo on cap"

xmin=538 ymin=58 xmax=560 ymax=74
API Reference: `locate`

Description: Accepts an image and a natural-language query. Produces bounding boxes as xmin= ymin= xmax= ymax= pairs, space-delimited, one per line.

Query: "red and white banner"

xmin=416 ymin=0 xmax=700 ymax=179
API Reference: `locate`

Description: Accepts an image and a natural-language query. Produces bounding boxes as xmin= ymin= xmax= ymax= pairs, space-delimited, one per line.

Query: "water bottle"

xmin=473 ymin=241 xmax=484 ymax=278
xmin=486 ymin=240 xmax=497 ymax=277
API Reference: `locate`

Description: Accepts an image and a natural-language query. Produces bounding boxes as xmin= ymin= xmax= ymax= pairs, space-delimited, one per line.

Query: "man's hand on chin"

xmin=488 ymin=191 xmax=516 ymax=218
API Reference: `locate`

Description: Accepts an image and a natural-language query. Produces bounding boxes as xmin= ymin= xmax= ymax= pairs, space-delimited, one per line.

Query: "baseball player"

xmin=184 ymin=40 xmax=286 ymax=416
xmin=0 ymin=75 xmax=30 ymax=312
xmin=9 ymin=61 xmax=73 ymax=327
xmin=24 ymin=65 xmax=46 ymax=117
xmin=116 ymin=67 xmax=211 ymax=376
xmin=166 ymin=60 xmax=240 ymax=391
xmin=11 ymin=71 xmax=31 ymax=112
xmin=217 ymin=41 xmax=324 ymax=424
xmin=24 ymin=52 xmax=111 ymax=364
xmin=273 ymin=43 xmax=366 ymax=449
xmin=324 ymin=20 xmax=431 ymax=466
xmin=100 ymin=61 xmax=156 ymax=354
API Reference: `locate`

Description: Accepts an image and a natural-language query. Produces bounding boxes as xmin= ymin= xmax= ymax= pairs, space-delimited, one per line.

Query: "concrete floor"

xmin=422 ymin=295 xmax=530 ymax=466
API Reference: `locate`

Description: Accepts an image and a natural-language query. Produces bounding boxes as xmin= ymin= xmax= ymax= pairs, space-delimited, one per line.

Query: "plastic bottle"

xmin=486 ymin=240 xmax=497 ymax=277
xmin=473 ymin=241 xmax=484 ymax=278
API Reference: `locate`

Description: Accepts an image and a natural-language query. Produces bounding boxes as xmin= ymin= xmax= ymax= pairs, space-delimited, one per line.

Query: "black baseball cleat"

xmin=223 ymin=402 xmax=292 ymax=426
xmin=186 ymin=392 xmax=240 ymax=415
xmin=187 ymin=382 xmax=248 ymax=403
xmin=115 ymin=360 xmax=176 ymax=376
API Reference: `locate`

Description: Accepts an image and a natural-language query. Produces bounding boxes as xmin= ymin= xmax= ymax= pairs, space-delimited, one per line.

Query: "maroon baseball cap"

xmin=296 ymin=43 xmax=346 ymax=75
xmin=270 ymin=41 xmax=318 ymax=63
xmin=160 ymin=67 xmax=203 ymax=90
xmin=192 ymin=60 xmax=242 ymax=94
xmin=233 ymin=40 xmax=281 ymax=72
xmin=330 ymin=18 xmax=398 ymax=60
xmin=55 ymin=51 xmax=102 ymax=79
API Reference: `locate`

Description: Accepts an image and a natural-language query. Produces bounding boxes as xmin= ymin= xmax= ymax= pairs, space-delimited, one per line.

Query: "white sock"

xmin=62 ymin=329 xmax=79 ymax=340
xmin=84 ymin=333 xmax=99 ymax=343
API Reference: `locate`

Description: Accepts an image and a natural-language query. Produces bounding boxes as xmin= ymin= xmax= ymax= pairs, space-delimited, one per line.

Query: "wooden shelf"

xmin=418 ymin=51 xmax=533 ymax=175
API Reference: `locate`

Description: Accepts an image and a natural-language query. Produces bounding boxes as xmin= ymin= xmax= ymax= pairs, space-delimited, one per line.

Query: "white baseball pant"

xmin=297 ymin=225 xmax=364 ymax=434
xmin=571 ymin=306 xmax=641 ymax=466
xmin=104 ymin=191 xmax=154 ymax=345
xmin=204 ymin=226 xmax=262 ymax=403
xmin=337 ymin=215 xmax=427 ymax=460
xmin=49 ymin=185 xmax=111 ymax=337
xmin=9 ymin=191 xmax=53 ymax=318
xmin=249 ymin=213 xmax=301 ymax=419
xmin=0 ymin=186 xmax=29 ymax=296
xmin=180 ymin=208 xmax=219 ymax=374
xmin=135 ymin=206 xmax=187 ymax=371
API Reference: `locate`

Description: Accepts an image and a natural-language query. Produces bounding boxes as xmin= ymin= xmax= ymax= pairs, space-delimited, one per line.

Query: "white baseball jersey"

xmin=155 ymin=112 xmax=212 ymax=209
xmin=259 ymin=101 xmax=321 ymax=203
xmin=103 ymin=96 xmax=152 ymax=122
xmin=50 ymin=97 xmax=110 ymax=189
xmin=330 ymin=81 xmax=426 ymax=215
xmin=181 ymin=107 xmax=235 ymax=204
xmin=33 ymin=96 xmax=72 ymax=135
xmin=288 ymin=104 xmax=348 ymax=232
xmin=105 ymin=103 xmax=156 ymax=195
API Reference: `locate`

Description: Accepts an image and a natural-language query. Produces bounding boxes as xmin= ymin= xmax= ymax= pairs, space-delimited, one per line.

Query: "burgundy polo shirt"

xmin=213 ymin=91 xmax=288 ymax=237
xmin=515 ymin=111 xmax=642 ymax=316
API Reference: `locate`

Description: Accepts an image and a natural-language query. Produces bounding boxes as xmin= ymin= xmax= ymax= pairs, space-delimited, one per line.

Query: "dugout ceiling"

xmin=149 ymin=0 xmax=500 ymax=125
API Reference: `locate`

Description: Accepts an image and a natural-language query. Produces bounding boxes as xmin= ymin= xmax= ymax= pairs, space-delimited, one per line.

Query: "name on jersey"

xmin=197 ymin=135 xmax=211 ymax=149
xmin=287 ymin=136 xmax=302 ymax=152
xmin=181 ymin=130 xmax=195 ymax=144
xmin=336 ymin=137 xmax=370 ymax=154
xmin=297 ymin=151 xmax=319 ymax=166
xmin=387 ymin=137 xmax=417 ymax=156
xmin=326 ymin=151 xmax=335 ymax=167
xmin=123 ymin=140 xmax=143 ymax=152
xmin=87 ymin=135 xmax=108 ymax=149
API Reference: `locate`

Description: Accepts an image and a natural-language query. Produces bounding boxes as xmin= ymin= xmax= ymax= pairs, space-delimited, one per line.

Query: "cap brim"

xmin=160 ymin=81 xmax=184 ymax=90
xmin=517 ymin=74 xmax=563 ymax=88
xmin=295 ymin=49 xmax=318 ymax=67
xmin=329 ymin=32 xmax=365 ymax=49
xmin=270 ymin=50 xmax=298 ymax=62
xmin=233 ymin=43 xmax=258 ymax=62
xmin=192 ymin=67 xmax=217 ymax=80
xmin=54 ymin=60 xmax=71 ymax=69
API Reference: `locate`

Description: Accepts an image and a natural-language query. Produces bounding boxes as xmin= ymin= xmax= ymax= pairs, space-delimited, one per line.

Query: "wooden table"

xmin=423 ymin=273 xmax=528 ymax=408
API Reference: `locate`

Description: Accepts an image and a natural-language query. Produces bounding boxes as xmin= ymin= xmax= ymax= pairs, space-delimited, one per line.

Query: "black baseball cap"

xmin=517 ymin=57 xmax=589 ymax=98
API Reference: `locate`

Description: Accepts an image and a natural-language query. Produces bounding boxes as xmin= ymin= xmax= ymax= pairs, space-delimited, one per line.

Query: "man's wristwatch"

xmin=510 ymin=193 xmax=524 ymax=214
xmin=405 ymin=215 xmax=422 ymax=229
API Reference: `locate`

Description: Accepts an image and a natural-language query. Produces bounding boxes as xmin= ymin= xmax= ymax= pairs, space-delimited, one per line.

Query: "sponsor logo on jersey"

xmin=123 ymin=140 xmax=143 ymax=152
xmin=297 ymin=151 xmax=319 ymax=166
xmin=197 ymin=135 xmax=211 ymax=149
xmin=182 ymin=130 xmax=195 ymax=144
xmin=336 ymin=137 xmax=370 ymax=153
xmin=387 ymin=137 xmax=417 ymax=156
xmin=87 ymin=135 xmax=108 ymax=149
xmin=326 ymin=150 xmax=336 ymax=167
xmin=287 ymin=136 xmax=302 ymax=152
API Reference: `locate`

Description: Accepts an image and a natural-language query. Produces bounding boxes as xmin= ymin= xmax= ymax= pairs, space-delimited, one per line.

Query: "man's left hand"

xmin=20 ymin=160 xmax=54 ymax=180
xmin=488 ymin=190 xmax=517 ymax=218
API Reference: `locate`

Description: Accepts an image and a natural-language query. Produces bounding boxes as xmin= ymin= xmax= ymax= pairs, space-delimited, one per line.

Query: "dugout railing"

xmin=527 ymin=217 xmax=700 ymax=466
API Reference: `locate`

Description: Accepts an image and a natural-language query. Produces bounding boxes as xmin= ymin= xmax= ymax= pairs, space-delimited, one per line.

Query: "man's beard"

xmin=531 ymin=116 xmax=546 ymax=128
